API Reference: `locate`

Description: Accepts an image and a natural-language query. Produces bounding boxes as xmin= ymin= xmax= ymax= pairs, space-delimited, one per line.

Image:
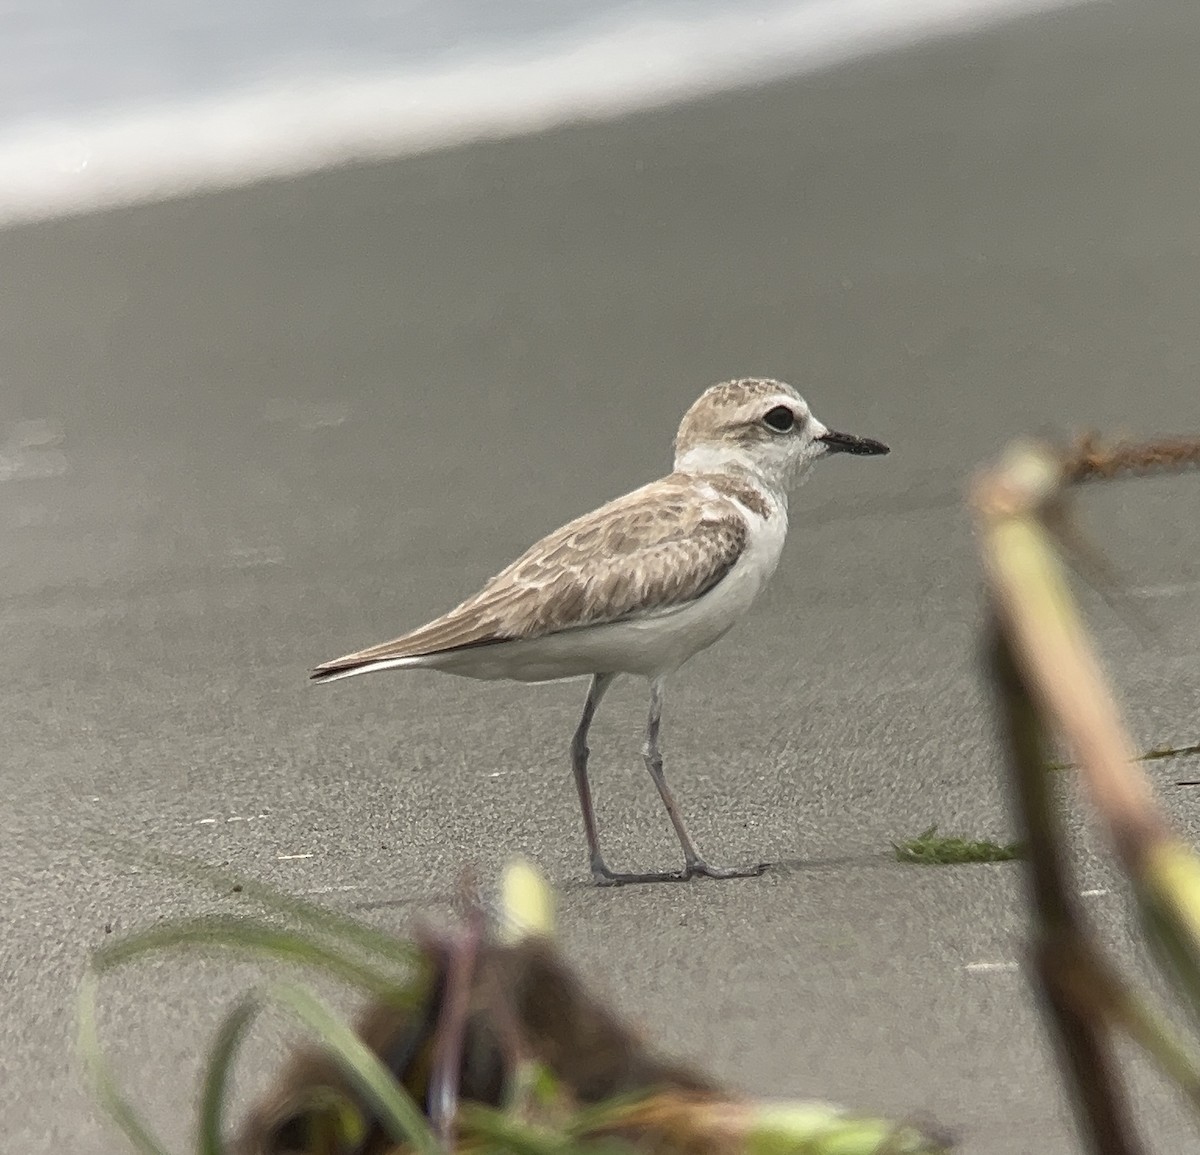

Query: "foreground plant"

xmin=974 ymin=431 xmax=1200 ymax=1154
xmin=80 ymin=856 xmax=950 ymax=1155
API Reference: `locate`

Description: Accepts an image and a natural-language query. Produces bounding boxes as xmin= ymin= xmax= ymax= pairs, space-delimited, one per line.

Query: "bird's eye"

xmin=762 ymin=405 xmax=795 ymax=432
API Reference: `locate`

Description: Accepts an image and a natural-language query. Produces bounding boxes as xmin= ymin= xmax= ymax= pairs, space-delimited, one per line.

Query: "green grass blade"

xmin=456 ymin=1105 xmax=570 ymax=1155
xmin=460 ymin=1102 xmax=633 ymax=1155
xmin=90 ymin=917 xmax=419 ymax=1004
xmin=747 ymin=1102 xmax=950 ymax=1154
xmin=84 ymin=832 xmax=416 ymax=967
xmin=198 ymin=997 xmax=260 ymax=1155
xmin=77 ymin=972 xmax=174 ymax=1155
xmin=265 ymin=980 xmax=440 ymax=1155
xmin=1135 ymin=841 xmax=1200 ymax=1041
xmin=1099 ymin=960 xmax=1200 ymax=1114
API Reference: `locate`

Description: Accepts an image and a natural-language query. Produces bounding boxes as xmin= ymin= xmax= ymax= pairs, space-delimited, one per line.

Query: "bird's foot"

xmin=591 ymin=865 xmax=691 ymax=887
xmin=685 ymin=858 xmax=769 ymax=881
xmin=589 ymin=857 xmax=769 ymax=886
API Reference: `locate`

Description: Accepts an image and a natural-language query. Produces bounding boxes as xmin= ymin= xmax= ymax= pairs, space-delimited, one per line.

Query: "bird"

xmin=311 ymin=378 xmax=889 ymax=886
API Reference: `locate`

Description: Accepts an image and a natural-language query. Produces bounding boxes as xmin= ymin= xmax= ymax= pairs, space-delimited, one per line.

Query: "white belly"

xmin=424 ymin=507 xmax=789 ymax=683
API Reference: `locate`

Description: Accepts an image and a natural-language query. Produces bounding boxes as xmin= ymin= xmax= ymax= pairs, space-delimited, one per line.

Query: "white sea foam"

xmin=0 ymin=0 xmax=1093 ymax=226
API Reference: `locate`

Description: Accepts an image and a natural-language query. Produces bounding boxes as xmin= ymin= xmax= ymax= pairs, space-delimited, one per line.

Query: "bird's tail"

xmin=309 ymin=653 xmax=429 ymax=684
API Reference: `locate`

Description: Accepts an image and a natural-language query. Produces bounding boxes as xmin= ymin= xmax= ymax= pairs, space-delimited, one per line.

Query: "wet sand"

xmin=3 ymin=1 xmax=1200 ymax=1151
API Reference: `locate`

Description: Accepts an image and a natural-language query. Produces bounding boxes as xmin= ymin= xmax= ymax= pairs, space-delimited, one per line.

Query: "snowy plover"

xmin=312 ymin=378 xmax=888 ymax=885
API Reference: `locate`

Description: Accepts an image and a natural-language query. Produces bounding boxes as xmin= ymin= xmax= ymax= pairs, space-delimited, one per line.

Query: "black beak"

xmin=818 ymin=429 xmax=890 ymax=456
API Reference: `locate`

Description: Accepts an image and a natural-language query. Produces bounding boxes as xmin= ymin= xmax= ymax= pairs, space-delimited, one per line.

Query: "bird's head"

xmin=672 ymin=378 xmax=889 ymax=491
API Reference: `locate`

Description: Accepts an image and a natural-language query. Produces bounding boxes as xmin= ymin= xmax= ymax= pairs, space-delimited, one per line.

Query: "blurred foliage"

xmin=975 ymin=432 xmax=1200 ymax=1154
xmin=80 ymin=858 xmax=949 ymax=1155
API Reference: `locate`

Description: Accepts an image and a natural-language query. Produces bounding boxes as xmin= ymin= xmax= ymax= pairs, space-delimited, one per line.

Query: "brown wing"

xmin=311 ymin=475 xmax=746 ymax=677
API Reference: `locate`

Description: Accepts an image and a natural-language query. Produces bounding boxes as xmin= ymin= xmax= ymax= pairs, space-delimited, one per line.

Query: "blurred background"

xmin=2 ymin=1 xmax=1199 ymax=1153
xmin=2 ymin=0 xmax=1084 ymax=224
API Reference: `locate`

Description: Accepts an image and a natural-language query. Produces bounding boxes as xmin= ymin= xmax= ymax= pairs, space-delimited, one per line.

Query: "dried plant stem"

xmin=989 ymin=622 xmax=1144 ymax=1155
xmin=428 ymin=912 xmax=485 ymax=1149
xmin=975 ymin=432 xmax=1200 ymax=1151
xmin=978 ymin=489 xmax=1166 ymax=871
xmin=1064 ymin=434 xmax=1200 ymax=483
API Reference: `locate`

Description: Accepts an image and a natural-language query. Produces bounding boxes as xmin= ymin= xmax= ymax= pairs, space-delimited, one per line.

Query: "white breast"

xmin=658 ymin=493 xmax=789 ymax=661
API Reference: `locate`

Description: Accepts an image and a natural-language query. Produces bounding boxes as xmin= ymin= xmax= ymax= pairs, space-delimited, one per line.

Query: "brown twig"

xmin=1064 ymin=433 xmax=1200 ymax=483
xmin=989 ymin=620 xmax=1145 ymax=1155
xmin=975 ymin=431 xmax=1200 ymax=1150
xmin=973 ymin=452 xmax=1170 ymax=873
xmin=427 ymin=877 xmax=486 ymax=1149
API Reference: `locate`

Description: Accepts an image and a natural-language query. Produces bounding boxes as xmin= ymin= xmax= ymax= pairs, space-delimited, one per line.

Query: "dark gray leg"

xmin=641 ymin=677 xmax=767 ymax=882
xmin=570 ymin=673 xmax=615 ymax=881
xmin=571 ymin=673 xmax=690 ymax=886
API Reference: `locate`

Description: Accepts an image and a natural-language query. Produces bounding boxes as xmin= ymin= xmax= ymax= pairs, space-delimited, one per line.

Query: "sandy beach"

xmin=2 ymin=1 xmax=1199 ymax=1151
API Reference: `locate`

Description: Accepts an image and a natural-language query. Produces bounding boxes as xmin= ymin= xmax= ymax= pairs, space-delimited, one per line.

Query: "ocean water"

xmin=0 ymin=0 xmax=1092 ymax=224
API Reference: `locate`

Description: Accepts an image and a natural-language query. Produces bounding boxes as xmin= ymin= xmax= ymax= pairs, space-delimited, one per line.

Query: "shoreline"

xmin=0 ymin=0 xmax=1091 ymax=228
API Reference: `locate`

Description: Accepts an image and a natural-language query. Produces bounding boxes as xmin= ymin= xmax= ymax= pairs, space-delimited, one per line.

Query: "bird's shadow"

xmin=336 ymin=853 xmax=894 ymax=911
xmin=549 ymin=851 xmax=896 ymax=895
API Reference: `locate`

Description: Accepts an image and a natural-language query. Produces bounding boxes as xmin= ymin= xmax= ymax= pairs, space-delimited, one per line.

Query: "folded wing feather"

xmin=311 ymin=475 xmax=747 ymax=678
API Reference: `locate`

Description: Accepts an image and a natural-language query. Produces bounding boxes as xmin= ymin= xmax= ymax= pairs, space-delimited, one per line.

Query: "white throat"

xmin=674 ymin=443 xmax=791 ymax=503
